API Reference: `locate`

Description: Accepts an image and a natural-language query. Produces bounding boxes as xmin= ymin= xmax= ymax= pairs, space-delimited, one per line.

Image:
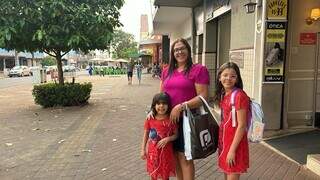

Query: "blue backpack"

xmin=230 ymin=89 xmax=265 ymax=143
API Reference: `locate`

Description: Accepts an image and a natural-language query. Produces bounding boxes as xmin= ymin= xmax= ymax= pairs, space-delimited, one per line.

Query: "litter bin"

xmin=32 ymin=67 xmax=41 ymax=84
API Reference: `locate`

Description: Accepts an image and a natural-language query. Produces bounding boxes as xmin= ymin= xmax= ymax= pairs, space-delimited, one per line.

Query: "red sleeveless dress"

xmin=218 ymin=90 xmax=250 ymax=174
xmin=144 ymin=117 xmax=177 ymax=179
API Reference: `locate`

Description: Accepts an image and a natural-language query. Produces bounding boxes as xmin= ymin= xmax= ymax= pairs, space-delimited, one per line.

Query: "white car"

xmin=8 ymin=66 xmax=31 ymax=77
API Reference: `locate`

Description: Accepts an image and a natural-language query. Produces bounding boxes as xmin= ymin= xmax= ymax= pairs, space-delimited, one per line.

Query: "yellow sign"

xmin=267 ymin=0 xmax=287 ymax=19
xmin=266 ymin=29 xmax=285 ymax=42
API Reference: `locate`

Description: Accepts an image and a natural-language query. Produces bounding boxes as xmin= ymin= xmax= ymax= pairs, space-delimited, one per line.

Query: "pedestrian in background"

xmin=141 ymin=92 xmax=178 ymax=180
xmin=136 ymin=61 xmax=143 ymax=85
xmin=214 ymin=62 xmax=250 ymax=180
xmin=87 ymin=65 xmax=93 ymax=76
xmin=160 ymin=38 xmax=209 ymax=180
xmin=127 ymin=59 xmax=134 ymax=85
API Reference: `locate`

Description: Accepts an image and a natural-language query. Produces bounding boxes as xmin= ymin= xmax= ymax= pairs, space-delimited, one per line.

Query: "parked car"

xmin=29 ymin=66 xmax=41 ymax=76
xmin=8 ymin=66 xmax=31 ymax=77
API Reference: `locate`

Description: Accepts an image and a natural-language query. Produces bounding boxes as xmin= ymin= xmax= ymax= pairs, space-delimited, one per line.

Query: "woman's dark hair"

xmin=167 ymin=38 xmax=193 ymax=77
xmin=151 ymin=92 xmax=171 ymax=115
xmin=213 ymin=62 xmax=243 ymax=104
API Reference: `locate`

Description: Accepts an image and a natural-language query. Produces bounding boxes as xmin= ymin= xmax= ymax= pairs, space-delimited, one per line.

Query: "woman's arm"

xmin=140 ymin=129 xmax=149 ymax=160
xmin=226 ymin=108 xmax=247 ymax=167
xmin=159 ymin=80 xmax=163 ymax=92
xmin=186 ymin=83 xmax=208 ymax=109
xmin=170 ymin=83 xmax=208 ymax=123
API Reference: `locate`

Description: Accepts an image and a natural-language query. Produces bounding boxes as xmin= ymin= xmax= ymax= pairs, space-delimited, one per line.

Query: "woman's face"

xmin=173 ymin=42 xmax=188 ymax=65
xmin=219 ymin=68 xmax=237 ymax=92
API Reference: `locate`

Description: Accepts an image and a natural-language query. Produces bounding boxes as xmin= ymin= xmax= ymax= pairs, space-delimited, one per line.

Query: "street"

xmin=0 ymin=74 xmax=319 ymax=180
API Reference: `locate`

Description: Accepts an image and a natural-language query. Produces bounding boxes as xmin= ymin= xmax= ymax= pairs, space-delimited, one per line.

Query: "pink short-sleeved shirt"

xmin=161 ymin=64 xmax=209 ymax=107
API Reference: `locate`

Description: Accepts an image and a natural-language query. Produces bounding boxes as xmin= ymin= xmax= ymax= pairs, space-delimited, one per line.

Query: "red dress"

xmin=218 ymin=89 xmax=250 ymax=174
xmin=144 ymin=117 xmax=177 ymax=179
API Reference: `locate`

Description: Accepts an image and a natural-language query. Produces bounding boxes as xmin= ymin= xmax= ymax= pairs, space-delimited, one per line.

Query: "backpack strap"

xmin=230 ymin=89 xmax=239 ymax=127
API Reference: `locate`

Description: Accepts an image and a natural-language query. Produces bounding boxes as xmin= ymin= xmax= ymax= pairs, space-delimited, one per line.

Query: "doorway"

xmin=217 ymin=12 xmax=231 ymax=67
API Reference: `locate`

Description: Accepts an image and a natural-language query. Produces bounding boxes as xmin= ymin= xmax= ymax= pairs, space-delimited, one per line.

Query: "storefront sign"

xmin=300 ymin=33 xmax=317 ymax=45
xmin=229 ymin=51 xmax=244 ymax=68
xmin=267 ymin=0 xmax=287 ymax=20
xmin=264 ymin=21 xmax=287 ymax=82
xmin=266 ymin=22 xmax=286 ymax=42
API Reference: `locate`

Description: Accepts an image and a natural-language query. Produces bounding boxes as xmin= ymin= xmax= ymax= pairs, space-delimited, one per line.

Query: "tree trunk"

xmin=56 ymin=53 xmax=64 ymax=85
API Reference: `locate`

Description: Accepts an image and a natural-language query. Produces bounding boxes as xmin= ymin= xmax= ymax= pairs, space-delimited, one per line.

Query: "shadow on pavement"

xmin=265 ymin=129 xmax=320 ymax=164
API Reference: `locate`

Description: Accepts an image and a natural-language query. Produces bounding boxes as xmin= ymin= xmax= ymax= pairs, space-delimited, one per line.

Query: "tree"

xmin=41 ymin=56 xmax=56 ymax=66
xmin=110 ymin=30 xmax=139 ymax=59
xmin=0 ymin=0 xmax=124 ymax=84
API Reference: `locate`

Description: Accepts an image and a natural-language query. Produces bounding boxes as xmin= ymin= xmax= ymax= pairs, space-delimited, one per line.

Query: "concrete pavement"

xmin=0 ymin=74 xmax=319 ymax=179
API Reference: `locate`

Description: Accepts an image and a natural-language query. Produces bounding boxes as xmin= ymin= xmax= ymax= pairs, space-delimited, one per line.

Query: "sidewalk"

xmin=0 ymin=74 xmax=319 ymax=179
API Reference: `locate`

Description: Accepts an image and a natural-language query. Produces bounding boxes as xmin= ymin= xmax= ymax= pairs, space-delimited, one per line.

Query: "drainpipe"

xmin=191 ymin=8 xmax=196 ymax=59
xmin=258 ymin=0 xmax=266 ymax=104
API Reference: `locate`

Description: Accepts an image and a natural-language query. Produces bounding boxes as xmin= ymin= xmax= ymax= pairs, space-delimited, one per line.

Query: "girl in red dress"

xmin=141 ymin=92 xmax=178 ymax=180
xmin=214 ymin=62 xmax=250 ymax=180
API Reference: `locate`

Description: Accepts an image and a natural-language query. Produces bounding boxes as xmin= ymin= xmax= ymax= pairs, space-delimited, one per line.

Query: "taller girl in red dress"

xmin=214 ymin=62 xmax=250 ymax=180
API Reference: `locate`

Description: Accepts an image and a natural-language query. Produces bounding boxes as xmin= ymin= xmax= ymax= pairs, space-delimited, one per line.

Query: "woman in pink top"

xmin=160 ymin=38 xmax=209 ymax=180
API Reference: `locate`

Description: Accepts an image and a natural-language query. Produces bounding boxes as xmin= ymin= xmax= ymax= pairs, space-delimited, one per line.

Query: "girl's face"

xmin=219 ymin=68 xmax=237 ymax=92
xmin=155 ymin=102 xmax=169 ymax=115
xmin=173 ymin=42 xmax=188 ymax=65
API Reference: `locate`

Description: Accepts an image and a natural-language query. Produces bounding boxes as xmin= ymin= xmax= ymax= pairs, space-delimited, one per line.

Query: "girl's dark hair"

xmin=151 ymin=92 xmax=171 ymax=115
xmin=167 ymin=38 xmax=193 ymax=77
xmin=213 ymin=62 xmax=243 ymax=104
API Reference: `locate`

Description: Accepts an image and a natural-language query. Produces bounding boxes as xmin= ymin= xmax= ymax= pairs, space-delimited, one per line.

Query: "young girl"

xmin=214 ymin=62 xmax=250 ymax=180
xmin=141 ymin=92 xmax=178 ymax=180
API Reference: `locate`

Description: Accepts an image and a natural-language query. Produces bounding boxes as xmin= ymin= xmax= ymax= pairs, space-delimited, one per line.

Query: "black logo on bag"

xmin=200 ymin=129 xmax=213 ymax=149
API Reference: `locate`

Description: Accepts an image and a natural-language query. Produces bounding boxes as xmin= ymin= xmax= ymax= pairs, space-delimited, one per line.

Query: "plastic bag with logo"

xmin=183 ymin=96 xmax=219 ymax=160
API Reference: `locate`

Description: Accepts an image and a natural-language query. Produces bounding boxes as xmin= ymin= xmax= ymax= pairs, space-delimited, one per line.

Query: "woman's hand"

xmin=140 ymin=149 xmax=146 ymax=160
xmin=146 ymin=111 xmax=154 ymax=120
xmin=170 ymin=104 xmax=183 ymax=123
xmin=157 ymin=137 xmax=170 ymax=149
xmin=226 ymin=150 xmax=236 ymax=167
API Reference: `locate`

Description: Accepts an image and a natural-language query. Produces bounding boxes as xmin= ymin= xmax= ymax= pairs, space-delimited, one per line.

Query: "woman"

xmin=160 ymin=38 xmax=209 ymax=180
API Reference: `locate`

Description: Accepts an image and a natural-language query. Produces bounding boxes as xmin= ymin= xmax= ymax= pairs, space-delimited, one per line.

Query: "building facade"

xmin=152 ymin=0 xmax=320 ymax=130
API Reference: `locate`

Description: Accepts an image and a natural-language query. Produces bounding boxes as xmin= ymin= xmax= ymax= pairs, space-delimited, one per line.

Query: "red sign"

xmin=300 ymin=33 xmax=317 ymax=45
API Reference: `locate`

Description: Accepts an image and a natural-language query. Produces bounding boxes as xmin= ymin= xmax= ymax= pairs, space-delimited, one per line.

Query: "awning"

xmin=115 ymin=59 xmax=129 ymax=63
xmin=154 ymin=0 xmax=201 ymax=8
xmin=153 ymin=6 xmax=192 ymax=35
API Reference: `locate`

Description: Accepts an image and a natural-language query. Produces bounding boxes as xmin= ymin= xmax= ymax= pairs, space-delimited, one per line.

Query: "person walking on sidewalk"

xmin=127 ymin=59 xmax=134 ymax=85
xmin=136 ymin=61 xmax=143 ymax=85
xmin=141 ymin=92 xmax=178 ymax=180
xmin=214 ymin=62 xmax=250 ymax=180
xmin=160 ymin=38 xmax=209 ymax=180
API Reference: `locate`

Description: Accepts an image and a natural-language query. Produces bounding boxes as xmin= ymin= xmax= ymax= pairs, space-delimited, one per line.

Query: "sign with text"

xmin=266 ymin=22 xmax=286 ymax=42
xmin=267 ymin=0 xmax=287 ymax=20
xmin=300 ymin=33 xmax=317 ymax=45
xmin=264 ymin=21 xmax=286 ymax=82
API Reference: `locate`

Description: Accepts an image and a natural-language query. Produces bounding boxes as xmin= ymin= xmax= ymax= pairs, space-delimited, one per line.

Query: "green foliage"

xmin=0 ymin=0 xmax=124 ymax=84
xmin=0 ymin=0 xmax=124 ymax=53
xmin=32 ymin=82 xmax=92 ymax=108
xmin=110 ymin=30 xmax=138 ymax=59
xmin=41 ymin=56 xmax=56 ymax=66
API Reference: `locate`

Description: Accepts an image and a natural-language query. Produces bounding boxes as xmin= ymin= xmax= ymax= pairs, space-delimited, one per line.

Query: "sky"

xmin=119 ymin=0 xmax=152 ymax=42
